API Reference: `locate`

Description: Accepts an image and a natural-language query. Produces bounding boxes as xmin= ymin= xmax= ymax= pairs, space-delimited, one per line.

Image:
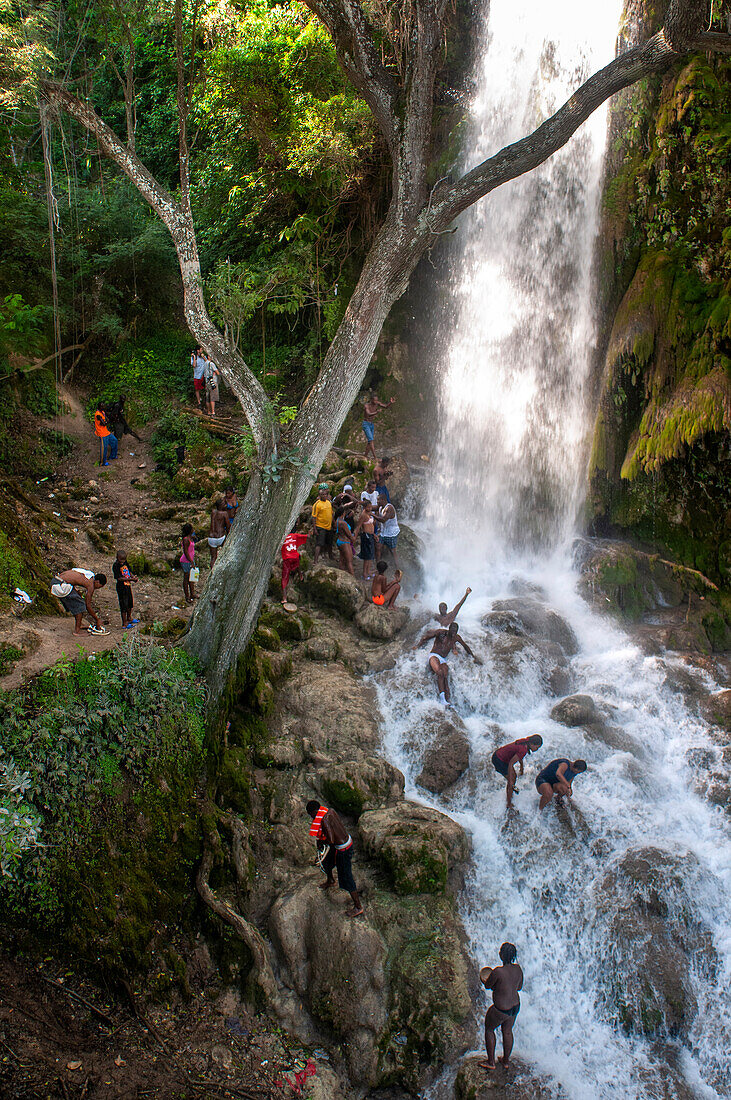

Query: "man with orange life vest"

xmin=94 ymin=405 xmax=117 ymax=466
xmin=306 ymin=800 xmax=364 ymax=918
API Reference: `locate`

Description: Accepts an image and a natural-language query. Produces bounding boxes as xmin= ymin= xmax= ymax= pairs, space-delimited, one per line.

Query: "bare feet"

xmin=500 ymin=1058 xmax=510 ymax=1069
xmin=478 ymin=1061 xmax=496 ymax=1071
xmin=318 ymin=880 xmax=334 ymax=890
xmin=346 ymin=907 xmax=364 ymax=918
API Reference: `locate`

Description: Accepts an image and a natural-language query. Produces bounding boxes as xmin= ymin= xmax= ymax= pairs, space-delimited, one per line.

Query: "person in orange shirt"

xmin=94 ymin=406 xmax=118 ymax=466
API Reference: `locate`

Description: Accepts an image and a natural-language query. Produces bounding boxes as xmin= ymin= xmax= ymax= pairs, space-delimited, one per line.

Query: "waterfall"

xmin=375 ymin=1 xmax=731 ymax=1097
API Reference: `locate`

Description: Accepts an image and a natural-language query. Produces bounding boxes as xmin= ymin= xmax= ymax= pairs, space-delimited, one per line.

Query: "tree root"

xmin=196 ymin=813 xmax=281 ymax=1011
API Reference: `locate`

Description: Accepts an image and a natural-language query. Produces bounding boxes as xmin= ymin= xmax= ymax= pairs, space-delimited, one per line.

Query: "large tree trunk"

xmin=185 ymin=213 xmax=423 ymax=696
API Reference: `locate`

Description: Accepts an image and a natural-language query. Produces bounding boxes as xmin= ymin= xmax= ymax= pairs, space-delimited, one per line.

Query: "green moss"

xmin=381 ymin=841 xmax=449 ymax=895
xmin=321 ymin=777 xmax=365 ymax=817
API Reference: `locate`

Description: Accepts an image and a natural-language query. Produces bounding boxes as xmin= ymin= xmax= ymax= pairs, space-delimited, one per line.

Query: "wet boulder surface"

xmin=415 ymin=712 xmax=471 ymax=794
xmin=454 ymin=1056 xmax=567 ymax=1100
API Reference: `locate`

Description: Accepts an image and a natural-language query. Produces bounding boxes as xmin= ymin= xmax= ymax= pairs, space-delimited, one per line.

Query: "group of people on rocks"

xmin=191 ymin=347 xmax=220 ymax=416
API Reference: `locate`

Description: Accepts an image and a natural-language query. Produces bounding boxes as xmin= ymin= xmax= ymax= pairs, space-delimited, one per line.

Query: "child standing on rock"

xmin=112 ymin=551 xmax=139 ymax=629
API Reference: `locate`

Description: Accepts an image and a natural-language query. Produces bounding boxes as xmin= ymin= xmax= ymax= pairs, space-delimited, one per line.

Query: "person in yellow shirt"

xmin=311 ymin=484 xmax=334 ymax=564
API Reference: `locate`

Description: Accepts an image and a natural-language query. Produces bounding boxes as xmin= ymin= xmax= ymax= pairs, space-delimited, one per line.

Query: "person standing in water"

xmin=435 ymin=588 xmax=472 ymax=626
xmin=492 ymin=735 xmax=544 ymax=809
xmin=413 ymin=621 xmax=482 ymax=705
xmin=362 ymin=394 xmax=394 ymax=461
xmin=535 ymin=758 xmax=587 ymax=809
xmin=479 ymin=942 xmax=523 ymax=1071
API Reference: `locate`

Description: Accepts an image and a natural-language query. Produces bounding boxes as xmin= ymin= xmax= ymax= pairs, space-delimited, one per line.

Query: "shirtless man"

xmin=535 ymin=758 xmax=587 ymax=810
xmin=306 ymin=800 xmax=364 ymax=918
xmin=51 ymin=567 xmax=107 ymax=635
xmin=363 ymin=395 xmax=394 ymax=461
xmin=371 ymin=561 xmax=402 ymax=608
xmin=413 ymin=621 xmax=482 ymax=705
xmin=208 ymin=499 xmax=231 ymax=566
xmin=436 ymin=587 xmax=472 ymax=626
xmin=480 ymin=942 xmax=523 ymax=1071
xmin=373 ymin=456 xmax=392 ymax=501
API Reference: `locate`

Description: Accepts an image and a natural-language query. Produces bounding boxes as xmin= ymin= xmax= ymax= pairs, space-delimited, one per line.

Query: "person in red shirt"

xmin=281 ymin=529 xmax=309 ymax=603
xmin=491 ymin=735 xmax=543 ymax=809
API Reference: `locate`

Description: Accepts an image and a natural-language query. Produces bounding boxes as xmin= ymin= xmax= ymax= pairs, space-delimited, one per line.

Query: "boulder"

xmin=269 ymin=882 xmax=388 ymax=1086
xmin=269 ymin=664 xmax=381 ymax=758
xmin=173 ymin=462 xmax=229 ymax=498
xmin=546 ymin=666 xmax=572 ymax=697
xmin=593 ymin=847 xmax=717 ymax=1038
xmin=485 ymin=598 xmax=578 ymax=655
xmin=359 ymin=803 xmax=470 ymax=894
xmin=355 ymin=602 xmax=410 ymax=640
xmin=416 ymin=715 xmax=471 ymax=794
xmin=299 ymin=567 xmax=365 ymax=619
xmin=304 ymin=636 xmax=340 ymax=662
xmin=550 ymin=694 xmax=600 ymax=727
xmin=321 ymin=757 xmax=405 ymax=815
xmin=454 ymin=1056 xmax=565 ymax=1099
xmin=700 ymin=689 xmax=731 ymax=732
xmin=575 ymin=539 xmax=684 ymax=620
xmin=384 ymin=456 xmax=411 ymax=508
xmin=393 ymin=523 xmax=426 ymax=596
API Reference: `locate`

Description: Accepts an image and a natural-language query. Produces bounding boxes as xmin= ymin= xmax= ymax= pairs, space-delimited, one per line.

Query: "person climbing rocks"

xmin=180 ymin=523 xmax=197 ymax=602
xmin=436 ymin=588 xmax=472 ymax=626
xmin=50 ymin=568 xmax=108 ymax=635
xmin=374 ymin=456 xmax=392 ymax=501
xmin=311 ymin=484 xmax=334 ymax=564
xmin=208 ymin=499 xmax=231 ymax=567
xmin=492 ymin=735 xmax=544 ymax=808
xmin=353 ymin=499 xmax=378 ymax=582
xmin=112 ymin=551 xmax=139 ymax=629
xmin=224 ymin=485 xmax=239 ymax=522
xmin=371 ymin=561 xmax=402 ymax=608
xmin=306 ymin=800 xmax=364 ymax=918
xmin=335 ymin=506 xmax=356 ymax=575
xmin=413 ymin=621 xmax=482 ymax=705
xmin=94 ymin=404 xmax=117 ymax=466
xmin=479 ymin=942 xmax=523 ymax=1071
xmin=281 ymin=529 xmax=309 ymax=604
xmin=375 ymin=493 xmax=400 ymax=569
xmin=362 ymin=393 xmax=394 ymax=461
xmin=191 ymin=347 xmax=206 ymax=407
xmin=204 ymin=356 xmax=220 ymax=416
xmin=535 ymin=757 xmax=587 ymax=810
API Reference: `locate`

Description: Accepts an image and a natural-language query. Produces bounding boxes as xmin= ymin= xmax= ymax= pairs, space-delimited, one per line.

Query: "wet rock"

xmin=304 ymin=636 xmax=339 ymax=662
xmin=355 ymin=602 xmax=410 ymax=640
xmin=416 ymin=714 xmax=471 ymax=794
xmin=394 ymin=523 xmax=425 ymax=595
xmin=321 ymin=757 xmax=405 ymax=815
xmin=270 ymin=882 xmax=388 ymax=1087
xmin=385 ymin=456 xmax=411 ymax=507
xmin=594 ymin=847 xmax=717 ymax=1038
xmin=487 ymin=598 xmax=578 ymax=656
xmin=662 ymin=664 xmax=707 ymax=701
xmin=550 ymin=694 xmax=600 ymax=727
xmin=359 ymin=803 xmax=470 ymax=894
xmin=574 ymin=539 xmax=684 ymax=620
xmin=299 ymin=566 xmax=365 ymax=619
xmin=700 ymin=689 xmax=731 ymax=732
xmin=306 ymin=1064 xmax=345 ymax=1100
xmin=270 ymin=665 xmax=381 ymax=757
xmin=546 ymin=666 xmax=572 ymax=697
xmin=454 ymin=1055 xmax=565 ymax=1099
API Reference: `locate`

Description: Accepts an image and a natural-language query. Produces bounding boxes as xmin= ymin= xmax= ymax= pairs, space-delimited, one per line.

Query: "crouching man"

xmin=306 ymin=800 xmax=364 ymax=918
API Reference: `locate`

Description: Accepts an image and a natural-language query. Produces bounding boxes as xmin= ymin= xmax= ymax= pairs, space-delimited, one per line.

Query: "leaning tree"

xmin=13 ymin=0 xmax=731 ymax=696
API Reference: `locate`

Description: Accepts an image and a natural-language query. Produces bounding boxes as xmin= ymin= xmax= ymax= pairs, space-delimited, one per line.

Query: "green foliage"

xmin=0 ymin=637 xmax=206 ymax=918
xmin=0 ymin=747 xmax=41 ymax=878
xmin=0 ymin=292 xmax=46 ymax=363
xmin=0 ymin=528 xmax=28 ymax=600
xmin=150 ymin=407 xmax=215 ymax=476
xmin=95 ymin=331 xmax=194 ymax=423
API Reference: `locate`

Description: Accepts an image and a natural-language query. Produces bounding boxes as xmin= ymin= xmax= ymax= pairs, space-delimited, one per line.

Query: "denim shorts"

xmin=362 ymin=420 xmax=375 ymax=442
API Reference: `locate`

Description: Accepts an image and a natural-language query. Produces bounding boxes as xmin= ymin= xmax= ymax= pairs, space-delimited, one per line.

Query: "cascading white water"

xmin=375 ymin=1 xmax=731 ymax=1097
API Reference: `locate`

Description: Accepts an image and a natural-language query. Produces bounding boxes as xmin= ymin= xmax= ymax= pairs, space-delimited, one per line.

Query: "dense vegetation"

xmin=591 ymin=32 xmax=731 ymax=583
xmin=0 ymin=640 xmax=206 ymax=970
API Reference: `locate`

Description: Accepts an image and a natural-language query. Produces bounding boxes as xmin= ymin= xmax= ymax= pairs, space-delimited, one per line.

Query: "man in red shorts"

xmin=281 ymin=529 xmax=309 ymax=604
xmin=491 ymin=735 xmax=543 ymax=809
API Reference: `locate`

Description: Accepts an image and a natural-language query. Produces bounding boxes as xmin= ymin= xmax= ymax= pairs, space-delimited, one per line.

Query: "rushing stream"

xmin=375 ymin=1 xmax=731 ymax=1096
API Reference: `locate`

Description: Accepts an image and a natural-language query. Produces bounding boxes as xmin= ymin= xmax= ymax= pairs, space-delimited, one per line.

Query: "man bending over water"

xmin=535 ymin=758 xmax=587 ymax=809
xmin=480 ymin=942 xmax=523 ymax=1071
xmin=413 ymin=621 xmax=482 ymax=705
xmin=492 ymin=735 xmax=543 ymax=809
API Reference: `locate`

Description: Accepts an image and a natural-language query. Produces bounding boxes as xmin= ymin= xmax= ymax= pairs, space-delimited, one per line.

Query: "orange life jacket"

xmin=94 ymin=409 xmax=110 ymax=438
xmin=309 ymin=805 xmax=328 ymax=839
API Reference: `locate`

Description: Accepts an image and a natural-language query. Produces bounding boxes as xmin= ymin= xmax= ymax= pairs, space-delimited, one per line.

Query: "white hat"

xmin=344 ymin=483 xmax=353 ymax=491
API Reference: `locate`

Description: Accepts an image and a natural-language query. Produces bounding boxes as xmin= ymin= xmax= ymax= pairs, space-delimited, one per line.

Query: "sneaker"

xmin=87 ymin=625 xmax=109 ymax=635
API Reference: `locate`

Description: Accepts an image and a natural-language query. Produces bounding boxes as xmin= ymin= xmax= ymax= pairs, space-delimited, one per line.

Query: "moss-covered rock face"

xmin=359 ymin=804 xmax=470 ymax=895
xmin=298 ymin=566 xmax=365 ymax=619
xmin=454 ymin=1056 xmax=566 ymax=1100
xmin=590 ymin=45 xmax=731 ymax=585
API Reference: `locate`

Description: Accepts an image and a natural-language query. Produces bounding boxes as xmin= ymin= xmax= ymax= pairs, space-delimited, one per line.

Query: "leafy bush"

xmin=150 ymin=407 xmax=215 ymax=475
xmin=0 ymin=749 xmax=42 ymax=879
xmin=0 ymin=529 xmax=29 ymax=601
xmin=0 ymin=637 xmax=206 ymax=917
xmin=93 ymin=331 xmax=194 ymax=423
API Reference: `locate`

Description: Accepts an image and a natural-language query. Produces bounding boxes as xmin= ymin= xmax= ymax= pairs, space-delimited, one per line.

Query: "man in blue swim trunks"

xmin=535 ymin=757 xmax=587 ymax=809
xmin=362 ymin=393 xmax=394 ymax=461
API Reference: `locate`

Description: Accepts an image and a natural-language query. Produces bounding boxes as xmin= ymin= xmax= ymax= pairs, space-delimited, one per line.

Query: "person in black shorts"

xmin=479 ymin=942 xmax=523 ymax=1070
xmin=112 ymin=551 xmax=139 ymax=629
xmin=306 ymin=800 xmax=364 ymax=918
xmin=535 ymin=758 xmax=587 ymax=810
